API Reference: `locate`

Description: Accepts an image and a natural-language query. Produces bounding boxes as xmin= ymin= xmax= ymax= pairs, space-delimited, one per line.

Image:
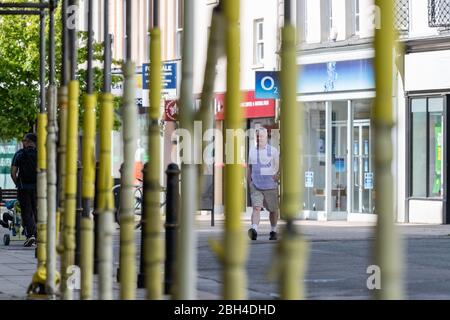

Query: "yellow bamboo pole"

xmin=197 ymin=3 xmax=225 ymax=199
xmin=80 ymin=93 xmax=97 ymax=300
xmin=27 ymin=112 xmax=49 ymax=296
xmin=97 ymin=93 xmax=114 ymax=300
xmin=37 ymin=113 xmax=48 ymax=268
xmin=119 ymin=61 xmax=137 ymax=300
xmin=223 ymin=0 xmax=247 ymax=300
xmin=61 ymin=80 xmax=79 ymax=300
xmin=373 ymin=0 xmax=403 ymax=299
xmin=144 ymin=27 xmax=163 ymax=300
xmin=277 ymin=19 xmax=308 ymax=300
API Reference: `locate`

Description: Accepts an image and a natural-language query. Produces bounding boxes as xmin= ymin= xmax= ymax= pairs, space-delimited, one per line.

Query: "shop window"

xmin=410 ymin=97 xmax=444 ymax=198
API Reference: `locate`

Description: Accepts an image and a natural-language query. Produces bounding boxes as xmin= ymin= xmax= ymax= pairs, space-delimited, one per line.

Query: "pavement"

xmin=1 ymin=213 xmax=450 ymax=300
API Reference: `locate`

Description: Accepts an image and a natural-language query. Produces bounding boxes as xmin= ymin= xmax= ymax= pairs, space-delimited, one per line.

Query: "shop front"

xmin=163 ymin=90 xmax=277 ymax=217
xmin=404 ymin=48 xmax=450 ymax=224
xmin=298 ymin=55 xmax=377 ymax=221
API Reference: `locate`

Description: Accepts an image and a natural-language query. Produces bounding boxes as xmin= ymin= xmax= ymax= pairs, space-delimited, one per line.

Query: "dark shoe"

xmin=248 ymin=228 xmax=257 ymax=240
xmin=23 ymin=236 xmax=36 ymax=247
xmin=269 ymin=231 xmax=277 ymax=240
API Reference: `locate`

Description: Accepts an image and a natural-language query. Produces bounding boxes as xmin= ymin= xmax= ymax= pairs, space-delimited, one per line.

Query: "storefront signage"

xmin=142 ymin=61 xmax=178 ymax=100
xmin=164 ymin=99 xmax=178 ymax=121
xmin=255 ymin=71 xmax=280 ymax=99
xmin=164 ymin=91 xmax=275 ymax=121
xmin=215 ymin=90 xmax=275 ymax=120
xmin=0 ymin=142 xmax=16 ymax=174
xmin=111 ymin=67 xmax=143 ymax=107
xmin=335 ymin=158 xmax=345 ymax=173
xmin=305 ymin=171 xmax=314 ymax=188
xmin=298 ymin=58 xmax=374 ymax=94
xmin=364 ymin=172 xmax=374 ymax=190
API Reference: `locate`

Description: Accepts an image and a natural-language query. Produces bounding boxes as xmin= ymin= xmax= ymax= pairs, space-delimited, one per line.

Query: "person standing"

xmin=10 ymin=133 xmax=38 ymax=247
xmin=247 ymin=128 xmax=280 ymax=241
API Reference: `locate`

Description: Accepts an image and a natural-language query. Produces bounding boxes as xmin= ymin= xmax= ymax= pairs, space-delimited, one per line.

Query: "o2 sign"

xmin=255 ymin=71 xmax=280 ymax=99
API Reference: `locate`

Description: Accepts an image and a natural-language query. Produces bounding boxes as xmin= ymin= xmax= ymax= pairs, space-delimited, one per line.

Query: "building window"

xmin=394 ymin=0 xmax=409 ymax=33
xmin=354 ymin=0 xmax=360 ymax=35
xmin=410 ymin=97 xmax=444 ymax=198
xmin=328 ymin=0 xmax=338 ymax=41
xmin=254 ymin=19 xmax=264 ymax=65
xmin=176 ymin=0 xmax=184 ymax=59
xmin=297 ymin=0 xmax=308 ymax=43
xmin=428 ymin=0 xmax=450 ymax=28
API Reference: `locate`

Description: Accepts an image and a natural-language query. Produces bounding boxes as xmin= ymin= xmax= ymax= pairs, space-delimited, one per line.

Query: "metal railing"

xmin=428 ymin=0 xmax=450 ymax=27
xmin=395 ymin=0 xmax=410 ymax=32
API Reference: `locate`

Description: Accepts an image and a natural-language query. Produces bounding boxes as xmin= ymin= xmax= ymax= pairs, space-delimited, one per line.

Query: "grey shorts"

xmin=249 ymin=182 xmax=279 ymax=213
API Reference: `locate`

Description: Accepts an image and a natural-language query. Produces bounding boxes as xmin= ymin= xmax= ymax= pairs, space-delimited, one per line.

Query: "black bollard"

xmin=164 ymin=163 xmax=180 ymax=295
xmin=75 ymin=162 xmax=82 ymax=266
xmin=116 ymin=163 xmax=123 ymax=283
xmin=93 ymin=161 xmax=100 ymax=274
xmin=137 ymin=163 xmax=147 ymax=288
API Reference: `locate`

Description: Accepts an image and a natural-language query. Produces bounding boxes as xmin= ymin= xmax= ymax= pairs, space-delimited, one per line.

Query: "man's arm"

xmin=11 ymin=166 xmax=18 ymax=186
xmin=272 ymin=148 xmax=280 ymax=182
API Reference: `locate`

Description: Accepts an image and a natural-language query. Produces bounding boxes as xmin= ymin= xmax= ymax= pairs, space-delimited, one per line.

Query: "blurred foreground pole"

xmin=277 ymin=1 xmax=308 ymax=300
xmin=174 ymin=0 xmax=197 ymax=300
xmin=222 ymin=0 xmax=247 ymax=299
xmin=119 ymin=0 xmax=137 ymax=300
xmin=46 ymin=0 xmax=59 ymax=298
xmin=61 ymin=0 xmax=80 ymax=300
xmin=97 ymin=0 xmax=114 ymax=300
xmin=80 ymin=0 xmax=96 ymax=300
xmin=144 ymin=0 xmax=163 ymax=300
xmin=373 ymin=0 xmax=403 ymax=300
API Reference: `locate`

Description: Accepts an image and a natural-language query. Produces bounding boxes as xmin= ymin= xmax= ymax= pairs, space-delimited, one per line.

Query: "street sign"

xmin=0 ymin=142 xmax=17 ymax=174
xmin=142 ymin=61 xmax=178 ymax=100
xmin=255 ymin=71 xmax=280 ymax=99
xmin=364 ymin=172 xmax=374 ymax=189
xmin=305 ymin=171 xmax=314 ymax=188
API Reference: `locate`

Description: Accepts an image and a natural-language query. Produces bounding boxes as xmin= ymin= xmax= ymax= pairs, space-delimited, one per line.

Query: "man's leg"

xmin=265 ymin=189 xmax=279 ymax=240
xmin=18 ymin=189 xmax=36 ymax=239
xmin=30 ymin=188 xmax=37 ymax=237
xmin=248 ymin=183 xmax=264 ymax=240
xmin=251 ymin=206 xmax=262 ymax=230
xmin=269 ymin=211 xmax=278 ymax=231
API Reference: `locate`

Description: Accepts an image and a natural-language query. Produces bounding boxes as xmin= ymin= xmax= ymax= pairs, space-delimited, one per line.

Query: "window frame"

xmin=408 ymin=95 xmax=446 ymax=200
xmin=176 ymin=0 xmax=184 ymax=59
xmin=297 ymin=0 xmax=308 ymax=43
xmin=354 ymin=0 xmax=360 ymax=35
xmin=253 ymin=18 xmax=264 ymax=66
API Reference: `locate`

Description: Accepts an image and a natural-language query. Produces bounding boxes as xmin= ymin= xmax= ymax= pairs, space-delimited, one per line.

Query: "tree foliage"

xmin=0 ymin=0 xmax=122 ymax=142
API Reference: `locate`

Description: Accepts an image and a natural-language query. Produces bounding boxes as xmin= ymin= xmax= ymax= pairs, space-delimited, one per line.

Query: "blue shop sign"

xmin=298 ymin=58 xmax=374 ymax=94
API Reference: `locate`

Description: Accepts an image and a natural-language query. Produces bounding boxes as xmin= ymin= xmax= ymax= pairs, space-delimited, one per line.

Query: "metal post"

xmin=137 ymin=163 xmax=148 ymax=289
xmin=164 ymin=164 xmax=180 ymax=295
xmin=45 ymin=0 xmax=58 ymax=298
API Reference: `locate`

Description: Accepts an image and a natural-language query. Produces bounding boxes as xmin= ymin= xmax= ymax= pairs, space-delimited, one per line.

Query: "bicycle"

xmin=113 ymin=179 xmax=166 ymax=229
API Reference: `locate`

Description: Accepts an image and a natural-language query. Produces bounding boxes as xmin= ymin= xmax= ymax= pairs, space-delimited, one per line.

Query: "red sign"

xmin=214 ymin=90 xmax=275 ymax=120
xmin=164 ymin=99 xmax=178 ymax=121
xmin=163 ymin=90 xmax=275 ymax=121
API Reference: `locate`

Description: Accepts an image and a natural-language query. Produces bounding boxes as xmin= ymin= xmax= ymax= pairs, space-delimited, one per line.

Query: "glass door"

xmin=353 ymin=120 xmax=373 ymax=213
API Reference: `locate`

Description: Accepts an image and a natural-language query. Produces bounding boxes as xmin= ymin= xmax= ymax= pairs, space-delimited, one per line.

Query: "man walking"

xmin=11 ymin=133 xmax=38 ymax=247
xmin=247 ymin=128 xmax=279 ymax=241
